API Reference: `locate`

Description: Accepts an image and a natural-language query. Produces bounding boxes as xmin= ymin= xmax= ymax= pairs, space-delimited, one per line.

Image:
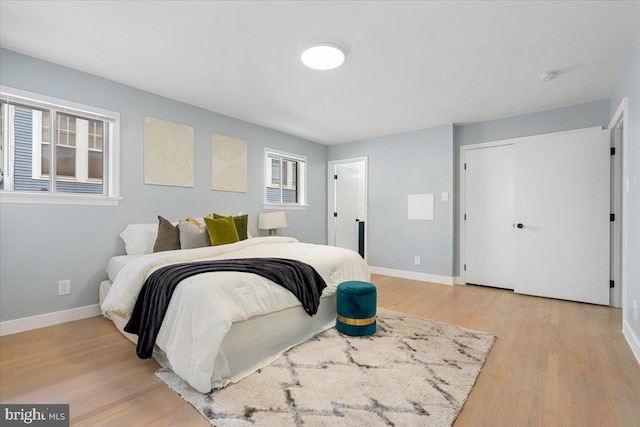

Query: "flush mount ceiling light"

xmin=301 ymin=43 xmax=345 ymax=70
xmin=539 ymin=70 xmax=558 ymax=82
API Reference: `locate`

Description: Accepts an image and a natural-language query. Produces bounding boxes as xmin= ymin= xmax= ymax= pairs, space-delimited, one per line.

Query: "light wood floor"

xmin=1 ymin=274 xmax=639 ymax=426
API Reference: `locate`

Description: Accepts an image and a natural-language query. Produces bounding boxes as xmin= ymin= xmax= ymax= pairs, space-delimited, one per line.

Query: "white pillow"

xmin=119 ymin=223 xmax=159 ymax=255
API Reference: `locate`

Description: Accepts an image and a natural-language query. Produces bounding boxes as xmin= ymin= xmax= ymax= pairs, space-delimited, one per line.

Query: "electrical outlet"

xmin=58 ymin=280 xmax=71 ymax=296
xmin=414 ymin=256 xmax=421 ymax=266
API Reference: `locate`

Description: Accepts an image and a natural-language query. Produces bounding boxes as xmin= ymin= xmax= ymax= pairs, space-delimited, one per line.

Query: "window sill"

xmin=31 ymin=176 xmax=102 ymax=184
xmin=0 ymin=191 xmax=121 ymax=206
xmin=263 ymin=203 xmax=308 ymax=211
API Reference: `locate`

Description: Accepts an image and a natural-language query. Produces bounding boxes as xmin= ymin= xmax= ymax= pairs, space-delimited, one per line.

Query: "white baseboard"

xmin=0 ymin=304 xmax=102 ymax=336
xmin=623 ymin=320 xmax=640 ymax=364
xmin=454 ymin=276 xmax=465 ymax=285
xmin=369 ymin=266 xmax=454 ymax=285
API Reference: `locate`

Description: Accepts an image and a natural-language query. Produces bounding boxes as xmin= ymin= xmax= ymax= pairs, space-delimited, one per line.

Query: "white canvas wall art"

xmin=144 ymin=117 xmax=194 ymax=187
xmin=211 ymin=133 xmax=247 ymax=192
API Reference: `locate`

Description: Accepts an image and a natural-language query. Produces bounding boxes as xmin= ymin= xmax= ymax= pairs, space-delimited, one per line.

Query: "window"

xmin=265 ymin=149 xmax=306 ymax=208
xmin=1 ymin=86 xmax=120 ymax=205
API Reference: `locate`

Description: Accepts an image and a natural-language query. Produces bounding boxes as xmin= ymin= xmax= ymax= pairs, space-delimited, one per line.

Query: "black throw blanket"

xmin=124 ymin=258 xmax=327 ymax=359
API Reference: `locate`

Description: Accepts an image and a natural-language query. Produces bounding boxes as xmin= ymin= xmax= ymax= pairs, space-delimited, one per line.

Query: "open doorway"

xmin=327 ymin=157 xmax=368 ymax=260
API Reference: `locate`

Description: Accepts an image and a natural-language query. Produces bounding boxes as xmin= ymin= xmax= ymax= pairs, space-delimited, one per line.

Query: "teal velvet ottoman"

xmin=336 ymin=281 xmax=377 ymax=336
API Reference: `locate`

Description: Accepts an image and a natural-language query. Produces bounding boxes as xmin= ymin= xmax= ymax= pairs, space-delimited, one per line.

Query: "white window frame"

xmin=0 ymin=86 xmax=121 ymax=206
xmin=264 ymin=148 xmax=307 ymax=210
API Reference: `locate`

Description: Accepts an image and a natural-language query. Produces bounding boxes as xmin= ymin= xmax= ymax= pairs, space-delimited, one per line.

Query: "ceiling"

xmin=1 ymin=1 xmax=639 ymax=145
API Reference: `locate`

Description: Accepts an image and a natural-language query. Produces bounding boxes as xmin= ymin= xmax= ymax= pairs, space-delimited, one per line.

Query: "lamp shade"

xmin=258 ymin=211 xmax=287 ymax=230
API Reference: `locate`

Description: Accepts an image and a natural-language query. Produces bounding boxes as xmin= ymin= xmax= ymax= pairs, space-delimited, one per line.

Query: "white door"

xmin=465 ymin=144 xmax=516 ymax=289
xmin=334 ymin=164 xmax=360 ymax=253
xmin=514 ymin=129 xmax=610 ymax=305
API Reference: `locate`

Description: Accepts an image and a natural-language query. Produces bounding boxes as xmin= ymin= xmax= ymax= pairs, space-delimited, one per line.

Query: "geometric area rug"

xmin=155 ymin=308 xmax=496 ymax=427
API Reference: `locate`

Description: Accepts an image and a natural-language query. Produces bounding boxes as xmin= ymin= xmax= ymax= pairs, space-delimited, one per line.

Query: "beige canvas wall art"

xmin=211 ymin=133 xmax=247 ymax=192
xmin=144 ymin=117 xmax=194 ymax=187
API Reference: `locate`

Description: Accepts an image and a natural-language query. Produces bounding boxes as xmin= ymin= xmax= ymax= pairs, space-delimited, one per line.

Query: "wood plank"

xmin=1 ymin=275 xmax=639 ymax=426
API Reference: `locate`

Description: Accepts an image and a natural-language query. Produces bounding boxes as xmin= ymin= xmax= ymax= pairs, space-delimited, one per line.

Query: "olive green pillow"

xmin=153 ymin=215 xmax=180 ymax=252
xmin=212 ymin=213 xmax=248 ymax=240
xmin=204 ymin=216 xmax=240 ymax=246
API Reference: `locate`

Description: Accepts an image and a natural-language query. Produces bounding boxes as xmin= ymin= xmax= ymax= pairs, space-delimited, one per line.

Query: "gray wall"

xmin=0 ymin=49 xmax=327 ymax=322
xmin=610 ymin=31 xmax=640 ymax=347
xmin=327 ymin=125 xmax=455 ymax=277
xmin=455 ymin=99 xmax=611 ymax=146
xmin=453 ymin=99 xmax=611 ymax=275
xmin=326 ymin=100 xmax=612 ymax=281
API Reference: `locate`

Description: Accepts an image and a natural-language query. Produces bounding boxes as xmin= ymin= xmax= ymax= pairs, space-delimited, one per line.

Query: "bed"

xmin=100 ymin=236 xmax=370 ymax=393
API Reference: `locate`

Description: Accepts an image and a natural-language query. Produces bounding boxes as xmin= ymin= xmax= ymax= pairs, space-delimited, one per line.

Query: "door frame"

xmin=459 ymin=127 xmax=603 ymax=289
xmin=327 ymin=156 xmax=368 ymax=261
xmin=609 ymin=98 xmax=628 ymax=310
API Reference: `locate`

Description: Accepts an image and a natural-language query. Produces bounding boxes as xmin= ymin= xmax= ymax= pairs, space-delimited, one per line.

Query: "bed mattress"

xmin=100 ymin=236 xmax=369 ymax=392
xmin=106 ymin=254 xmax=144 ymax=282
xmin=100 ymin=279 xmax=337 ymax=387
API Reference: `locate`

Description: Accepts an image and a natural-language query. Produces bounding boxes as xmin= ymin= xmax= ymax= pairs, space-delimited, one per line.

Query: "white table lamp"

xmin=258 ymin=211 xmax=287 ymax=236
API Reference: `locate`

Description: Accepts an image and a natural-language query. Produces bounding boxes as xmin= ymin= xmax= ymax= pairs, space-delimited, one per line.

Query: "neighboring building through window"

xmin=265 ymin=149 xmax=306 ymax=207
xmin=0 ymin=86 xmax=120 ymax=205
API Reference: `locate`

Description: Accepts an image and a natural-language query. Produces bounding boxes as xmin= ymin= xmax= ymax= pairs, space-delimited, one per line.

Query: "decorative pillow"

xmin=153 ymin=216 xmax=181 ymax=252
xmin=186 ymin=214 xmax=213 ymax=226
xmin=213 ymin=213 xmax=249 ymax=240
xmin=204 ymin=216 xmax=240 ymax=246
xmin=186 ymin=216 xmax=200 ymax=226
xmin=119 ymin=223 xmax=159 ymax=255
xmin=178 ymin=220 xmax=211 ymax=249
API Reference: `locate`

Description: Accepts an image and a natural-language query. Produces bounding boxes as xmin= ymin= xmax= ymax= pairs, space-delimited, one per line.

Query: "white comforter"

xmin=101 ymin=237 xmax=369 ymax=392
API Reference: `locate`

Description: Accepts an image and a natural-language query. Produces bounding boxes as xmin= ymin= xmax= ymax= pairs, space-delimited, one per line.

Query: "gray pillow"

xmin=178 ymin=220 xmax=211 ymax=249
xmin=153 ymin=215 xmax=180 ymax=252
